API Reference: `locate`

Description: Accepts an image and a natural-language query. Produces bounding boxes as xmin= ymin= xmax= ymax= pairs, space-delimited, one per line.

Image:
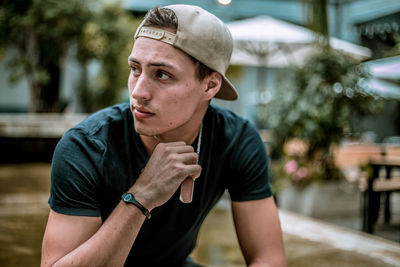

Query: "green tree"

xmin=76 ymin=2 xmax=141 ymax=113
xmin=303 ymin=0 xmax=329 ymax=37
xmin=0 ymin=0 xmax=92 ymax=112
xmin=0 ymin=0 xmax=139 ymax=113
xmin=257 ymin=50 xmax=382 ymax=182
xmin=257 ymin=0 xmax=382 ymax=186
xmin=385 ymin=33 xmax=400 ymax=57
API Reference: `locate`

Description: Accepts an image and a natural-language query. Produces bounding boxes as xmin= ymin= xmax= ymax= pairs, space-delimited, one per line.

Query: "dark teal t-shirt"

xmin=49 ymin=103 xmax=272 ymax=266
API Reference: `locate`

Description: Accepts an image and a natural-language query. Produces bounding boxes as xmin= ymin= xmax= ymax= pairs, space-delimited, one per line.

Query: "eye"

xmin=129 ymin=65 xmax=141 ymax=76
xmin=156 ymin=71 xmax=171 ymax=80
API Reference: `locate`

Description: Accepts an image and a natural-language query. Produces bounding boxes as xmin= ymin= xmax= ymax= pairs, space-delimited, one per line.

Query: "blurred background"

xmin=0 ymin=0 xmax=399 ymax=266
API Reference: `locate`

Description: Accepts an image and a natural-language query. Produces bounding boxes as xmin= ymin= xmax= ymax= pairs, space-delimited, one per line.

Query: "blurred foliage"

xmin=257 ymin=48 xmax=383 ymax=183
xmin=0 ymin=0 xmax=90 ymax=112
xmin=302 ymin=0 xmax=329 ymax=38
xmin=0 ymin=0 xmax=140 ymax=113
xmin=225 ymin=65 xmax=244 ymax=83
xmin=302 ymin=0 xmax=330 ymax=50
xmin=271 ymin=157 xmax=329 ymax=191
xmin=76 ymin=2 xmax=142 ymax=113
xmin=385 ymin=32 xmax=400 ymax=57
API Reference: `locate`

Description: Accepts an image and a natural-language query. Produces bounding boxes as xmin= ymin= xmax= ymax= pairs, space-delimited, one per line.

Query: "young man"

xmin=41 ymin=5 xmax=286 ymax=267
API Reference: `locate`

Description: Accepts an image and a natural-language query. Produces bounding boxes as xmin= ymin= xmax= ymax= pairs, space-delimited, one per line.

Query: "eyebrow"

xmin=128 ymin=56 xmax=176 ymax=70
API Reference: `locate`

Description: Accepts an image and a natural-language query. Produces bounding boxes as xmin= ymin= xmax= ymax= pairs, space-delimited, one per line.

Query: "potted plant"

xmin=257 ymin=48 xmax=382 ymax=218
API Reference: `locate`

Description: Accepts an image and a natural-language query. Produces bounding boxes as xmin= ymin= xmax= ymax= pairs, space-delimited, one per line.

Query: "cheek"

xmin=164 ymin=95 xmax=198 ymax=124
xmin=128 ymin=75 xmax=134 ymax=93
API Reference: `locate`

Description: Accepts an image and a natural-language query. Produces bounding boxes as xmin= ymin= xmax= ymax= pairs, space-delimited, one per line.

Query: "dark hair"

xmin=142 ymin=7 xmax=213 ymax=81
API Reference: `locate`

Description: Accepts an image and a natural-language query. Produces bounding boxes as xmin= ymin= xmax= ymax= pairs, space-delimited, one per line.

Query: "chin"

xmin=134 ymin=124 xmax=152 ymax=136
xmin=133 ymin=122 xmax=162 ymax=137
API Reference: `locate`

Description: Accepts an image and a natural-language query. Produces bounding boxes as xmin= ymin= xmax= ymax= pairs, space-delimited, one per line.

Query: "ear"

xmin=203 ymin=72 xmax=222 ymax=101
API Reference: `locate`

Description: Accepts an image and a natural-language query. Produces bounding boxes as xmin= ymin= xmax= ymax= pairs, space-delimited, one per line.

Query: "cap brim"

xmin=215 ymin=76 xmax=238 ymax=101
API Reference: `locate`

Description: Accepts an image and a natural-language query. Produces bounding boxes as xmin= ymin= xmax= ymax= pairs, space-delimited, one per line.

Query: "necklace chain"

xmin=196 ymin=122 xmax=203 ymax=155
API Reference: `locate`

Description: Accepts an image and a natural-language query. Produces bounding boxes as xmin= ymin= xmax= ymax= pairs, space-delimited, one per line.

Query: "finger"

xmin=191 ymin=171 xmax=201 ymax=180
xmin=161 ymin=141 xmax=187 ymax=146
xmin=179 ymin=152 xmax=199 ymax=165
xmin=183 ymin=164 xmax=202 ymax=180
xmin=157 ymin=143 xmax=194 ymax=154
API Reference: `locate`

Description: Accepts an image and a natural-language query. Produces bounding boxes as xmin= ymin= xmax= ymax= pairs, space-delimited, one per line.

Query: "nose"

xmin=130 ymin=73 xmax=152 ymax=101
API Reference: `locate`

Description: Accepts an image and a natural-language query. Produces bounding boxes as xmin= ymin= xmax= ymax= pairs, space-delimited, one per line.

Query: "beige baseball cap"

xmin=134 ymin=4 xmax=238 ymax=101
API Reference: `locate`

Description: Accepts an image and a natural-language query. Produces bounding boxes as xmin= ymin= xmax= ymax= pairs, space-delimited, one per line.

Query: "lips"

xmin=133 ymin=105 xmax=155 ymax=119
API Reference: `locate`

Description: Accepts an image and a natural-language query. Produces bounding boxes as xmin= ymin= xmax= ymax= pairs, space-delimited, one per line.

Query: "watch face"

xmin=124 ymin=194 xmax=132 ymax=201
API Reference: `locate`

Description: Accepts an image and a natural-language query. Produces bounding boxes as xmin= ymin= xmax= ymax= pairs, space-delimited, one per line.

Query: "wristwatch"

xmin=121 ymin=193 xmax=151 ymax=220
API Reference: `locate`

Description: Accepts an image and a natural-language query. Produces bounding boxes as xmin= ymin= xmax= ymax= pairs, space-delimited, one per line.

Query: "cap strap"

xmin=136 ymin=26 xmax=176 ymax=45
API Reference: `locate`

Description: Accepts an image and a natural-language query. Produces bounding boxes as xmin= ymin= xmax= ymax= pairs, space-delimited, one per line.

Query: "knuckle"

xmin=154 ymin=143 xmax=165 ymax=153
xmin=157 ymin=142 xmax=166 ymax=148
xmin=168 ymin=153 xmax=179 ymax=162
xmin=172 ymin=163 xmax=184 ymax=172
xmin=164 ymin=145 xmax=172 ymax=152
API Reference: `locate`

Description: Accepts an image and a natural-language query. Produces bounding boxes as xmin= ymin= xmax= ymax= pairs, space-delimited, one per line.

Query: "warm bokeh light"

xmin=217 ymin=0 xmax=232 ymax=6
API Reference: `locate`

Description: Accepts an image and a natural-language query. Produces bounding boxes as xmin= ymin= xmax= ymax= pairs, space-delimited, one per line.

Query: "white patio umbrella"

xmin=364 ymin=55 xmax=400 ymax=80
xmin=226 ymin=15 xmax=372 ymax=67
xmin=362 ymin=55 xmax=400 ymax=99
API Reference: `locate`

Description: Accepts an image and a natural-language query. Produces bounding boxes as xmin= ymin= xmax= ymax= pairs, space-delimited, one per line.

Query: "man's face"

xmin=128 ymin=36 xmax=207 ymax=137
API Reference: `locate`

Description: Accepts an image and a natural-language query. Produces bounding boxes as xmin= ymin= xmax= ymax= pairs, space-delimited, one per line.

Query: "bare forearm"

xmin=232 ymin=198 xmax=286 ymax=267
xmin=42 ymin=142 xmax=201 ymax=267
xmin=46 ymin=202 xmax=146 ymax=267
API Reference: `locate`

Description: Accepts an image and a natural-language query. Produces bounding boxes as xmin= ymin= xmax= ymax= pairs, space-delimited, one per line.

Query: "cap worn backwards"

xmin=134 ymin=4 xmax=238 ymax=101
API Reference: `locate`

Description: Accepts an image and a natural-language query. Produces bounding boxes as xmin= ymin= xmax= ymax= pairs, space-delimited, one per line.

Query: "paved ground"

xmin=192 ymin=202 xmax=400 ymax=267
xmin=0 ymin=163 xmax=399 ymax=266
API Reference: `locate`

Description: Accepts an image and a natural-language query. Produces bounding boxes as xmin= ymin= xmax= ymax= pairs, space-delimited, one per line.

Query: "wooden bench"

xmin=373 ymin=177 xmax=400 ymax=191
xmin=361 ymin=154 xmax=400 ymax=236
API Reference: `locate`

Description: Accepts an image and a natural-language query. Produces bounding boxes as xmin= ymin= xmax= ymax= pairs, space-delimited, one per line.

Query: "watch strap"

xmin=121 ymin=193 xmax=151 ymax=220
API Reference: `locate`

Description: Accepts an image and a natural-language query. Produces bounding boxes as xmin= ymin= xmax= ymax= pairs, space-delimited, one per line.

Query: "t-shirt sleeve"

xmin=228 ymin=122 xmax=273 ymax=201
xmin=48 ymin=129 xmax=103 ymax=217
